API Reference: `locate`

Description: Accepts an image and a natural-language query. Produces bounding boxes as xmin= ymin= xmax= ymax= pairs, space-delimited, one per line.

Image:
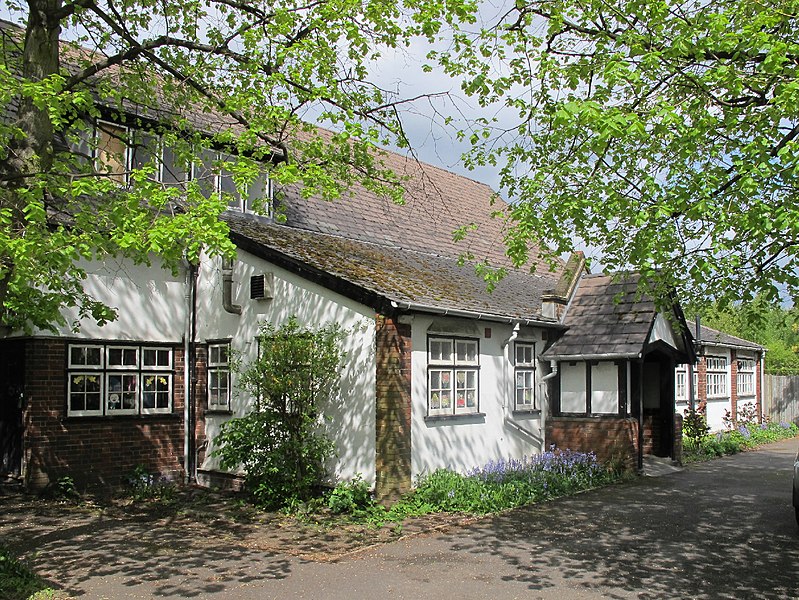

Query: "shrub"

xmin=125 ymin=465 xmax=177 ymax=503
xmin=0 ymin=546 xmax=55 ymax=600
xmin=683 ymin=409 xmax=710 ymax=448
xmin=328 ymin=475 xmax=373 ymax=514
xmin=684 ymin=421 xmax=798 ymax=462
xmin=213 ymin=317 xmax=343 ymax=509
xmin=399 ymin=448 xmax=617 ymax=515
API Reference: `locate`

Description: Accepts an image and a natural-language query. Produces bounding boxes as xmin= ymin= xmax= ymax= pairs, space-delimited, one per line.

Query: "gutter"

xmin=182 ymin=260 xmax=198 ymax=484
xmin=543 ymin=352 xmax=642 ymax=362
xmin=389 ymin=300 xmax=564 ymax=329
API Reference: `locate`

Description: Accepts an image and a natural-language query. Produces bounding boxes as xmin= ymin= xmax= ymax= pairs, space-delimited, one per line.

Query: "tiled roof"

xmin=280 ymin=149 xmax=562 ymax=276
xmin=543 ymin=273 xmax=660 ymax=359
xmin=225 ymin=214 xmax=561 ymax=324
xmin=696 ymin=325 xmax=763 ymax=351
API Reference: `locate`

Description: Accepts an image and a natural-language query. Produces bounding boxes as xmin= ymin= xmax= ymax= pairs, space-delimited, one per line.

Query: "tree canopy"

xmin=0 ymin=0 xmax=471 ymax=332
xmin=440 ymin=0 xmax=799 ymax=308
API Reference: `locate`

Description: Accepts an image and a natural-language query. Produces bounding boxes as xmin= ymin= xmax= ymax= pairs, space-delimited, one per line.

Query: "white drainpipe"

xmin=539 ymin=360 xmax=559 ymax=451
xmin=183 ymin=259 xmax=193 ymax=484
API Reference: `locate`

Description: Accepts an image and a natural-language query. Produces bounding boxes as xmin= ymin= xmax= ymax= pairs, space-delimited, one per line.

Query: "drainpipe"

xmin=501 ymin=323 xmax=521 ymax=411
xmin=183 ymin=260 xmax=198 ymax=484
xmin=539 ymin=360 xmax=559 ymax=451
xmin=222 ymin=257 xmax=242 ymax=315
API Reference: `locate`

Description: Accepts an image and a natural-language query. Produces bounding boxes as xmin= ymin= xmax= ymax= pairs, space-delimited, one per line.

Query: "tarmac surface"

xmin=3 ymin=438 xmax=799 ymax=599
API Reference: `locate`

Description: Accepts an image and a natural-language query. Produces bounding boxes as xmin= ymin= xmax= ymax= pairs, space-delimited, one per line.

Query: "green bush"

xmin=213 ymin=318 xmax=343 ymax=509
xmin=328 ymin=475 xmax=373 ymax=515
xmin=392 ymin=448 xmax=618 ymax=516
xmin=684 ymin=421 xmax=798 ymax=462
xmin=0 ymin=546 xmax=55 ymax=600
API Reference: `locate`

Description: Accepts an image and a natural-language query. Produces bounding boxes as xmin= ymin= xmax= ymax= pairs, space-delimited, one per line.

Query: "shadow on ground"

xmin=433 ymin=442 xmax=799 ymax=599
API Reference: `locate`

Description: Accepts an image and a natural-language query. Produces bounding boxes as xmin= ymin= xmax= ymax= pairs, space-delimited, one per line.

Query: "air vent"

xmin=250 ymin=272 xmax=274 ymax=300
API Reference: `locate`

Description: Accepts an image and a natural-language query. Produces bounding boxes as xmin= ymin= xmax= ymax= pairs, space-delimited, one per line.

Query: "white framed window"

xmin=737 ymin=358 xmax=756 ymax=397
xmin=95 ymin=121 xmax=130 ymax=184
xmin=514 ymin=342 xmax=536 ymax=410
xmin=675 ymin=364 xmax=699 ymax=402
xmin=208 ymin=343 xmax=232 ymax=411
xmin=705 ymin=356 xmax=728 ymax=398
xmin=427 ymin=337 xmax=479 ymax=416
xmin=67 ymin=343 xmax=173 ymax=417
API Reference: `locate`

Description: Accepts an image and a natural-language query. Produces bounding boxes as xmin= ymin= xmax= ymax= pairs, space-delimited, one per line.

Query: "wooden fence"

xmin=763 ymin=374 xmax=799 ymax=425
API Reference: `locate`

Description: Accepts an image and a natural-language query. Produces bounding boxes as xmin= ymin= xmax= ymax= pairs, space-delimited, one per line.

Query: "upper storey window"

xmin=75 ymin=119 xmax=273 ymax=217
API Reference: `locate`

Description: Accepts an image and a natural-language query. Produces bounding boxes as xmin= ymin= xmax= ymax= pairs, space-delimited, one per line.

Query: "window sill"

xmin=424 ymin=412 xmax=485 ymax=424
xmin=62 ymin=412 xmax=180 ymax=423
xmin=512 ymin=409 xmax=541 ymax=417
xmin=205 ymin=409 xmax=233 ymax=416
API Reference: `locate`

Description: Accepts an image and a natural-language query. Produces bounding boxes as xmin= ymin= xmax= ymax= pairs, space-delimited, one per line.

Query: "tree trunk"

xmin=0 ymin=1 xmax=61 ymax=325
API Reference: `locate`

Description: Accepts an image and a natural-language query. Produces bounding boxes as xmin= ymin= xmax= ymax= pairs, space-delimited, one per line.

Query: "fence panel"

xmin=763 ymin=374 xmax=799 ymax=425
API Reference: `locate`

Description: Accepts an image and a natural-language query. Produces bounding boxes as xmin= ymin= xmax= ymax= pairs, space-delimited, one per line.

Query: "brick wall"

xmin=696 ymin=358 xmax=708 ymax=412
xmin=374 ymin=315 xmax=412 ymax=504
xmin=730 ymin=349 xmax=738 ymax=420
xmin=546 ymin=417 xmax=639 ymax=471
xmin=21 ymin=338 xmax=186 ymax=490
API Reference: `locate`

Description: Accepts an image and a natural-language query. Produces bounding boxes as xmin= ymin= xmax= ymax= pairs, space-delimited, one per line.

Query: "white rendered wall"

xmin=196 ymin=250 xmax=377 ymax=485
xmin=34 ymin=256 xmax=188 ymax=342
xmin=410 ymin=316 xmax=545 ymax=479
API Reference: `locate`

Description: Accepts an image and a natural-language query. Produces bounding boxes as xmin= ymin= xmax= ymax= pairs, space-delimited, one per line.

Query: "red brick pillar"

xmin=730 ymin=350 xmax=738 ymax=422
xmin=696 ymin=358 xmax=707 ymax=416
xmin=374 ymin=315 xmax=412 ymax=504
xmin=673 ymin=412 xmax=683 ymax=465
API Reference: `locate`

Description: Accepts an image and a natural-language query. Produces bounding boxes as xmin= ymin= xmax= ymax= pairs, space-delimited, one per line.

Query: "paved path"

xmin=8 ymin=439 xmax=799 ymax=599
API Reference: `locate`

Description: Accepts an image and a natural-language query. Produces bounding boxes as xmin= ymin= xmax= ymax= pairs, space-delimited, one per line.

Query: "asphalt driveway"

xmin=5 ymin=438 xmax=799 ymax=599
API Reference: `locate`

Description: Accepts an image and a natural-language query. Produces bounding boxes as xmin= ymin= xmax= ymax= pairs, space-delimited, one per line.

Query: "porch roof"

xmin=542 ymin=273 xmax=693 ymax=361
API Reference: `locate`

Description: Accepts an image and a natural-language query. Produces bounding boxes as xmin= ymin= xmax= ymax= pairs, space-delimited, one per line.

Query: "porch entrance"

xmin=0 ymin=340 xmax=25 ymax=478
xmin=637 ymin=351 xmax=677 ymax=459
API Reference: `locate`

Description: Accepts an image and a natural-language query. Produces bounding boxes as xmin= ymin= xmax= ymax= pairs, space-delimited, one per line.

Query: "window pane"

xmin=71 ymin=346 xmax=102 ymax=367
xmin=131 ymin=132 xmax=157 ymax=175
xmin=108 ymin=374 xmax=137 ymax=411
xmin=455 ymin=340 xmax=477 ymax=363
xmin=193 ymin=149 xmax=217 ymax=198
xmin=96 ymin=123 xmax=128 ymax=183
xmin=162 ymin=146 xmax=189 ymax=185
xmin=219 ymin=153 xmax=240 ymax=209
xmin=429 ymin=339 xmax=452 ymax=363
xmin=246 ymin=171 xmax=271 ymax=215
xmin=142 ymin=348 xmax=170 ymax=367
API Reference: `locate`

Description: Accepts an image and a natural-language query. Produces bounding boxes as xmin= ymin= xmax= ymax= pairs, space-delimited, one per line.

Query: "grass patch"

xmin=684 ymin=420 xmax=798 ymax=463
xmin=0 ymin=546 xmax=56 ymax=600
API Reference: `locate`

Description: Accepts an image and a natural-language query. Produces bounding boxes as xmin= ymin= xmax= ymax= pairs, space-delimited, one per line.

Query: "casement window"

xmin=514 ymin=342 xmax=537 ymax=410
xmin=737 ymin=358 xmax=756 ymax=397
xmin=427 ymin=337 xmax=479 ymax=416
xmin=67 ymin=343 xmax=173 ymax=417
xmin=675 ymin=365 xmax=699 ymax=401
xmin=705 ymin=356 xmax=728 ymax=398
xmin=207 ymin=343 xmax=232 ymax=411
xmin=73 ymin=119 xmax=273 ymax=215
xmin=95 ymin=121 xmax=130 ymax=183
xmin=557 ymin=360 xmax=620 ymax=416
